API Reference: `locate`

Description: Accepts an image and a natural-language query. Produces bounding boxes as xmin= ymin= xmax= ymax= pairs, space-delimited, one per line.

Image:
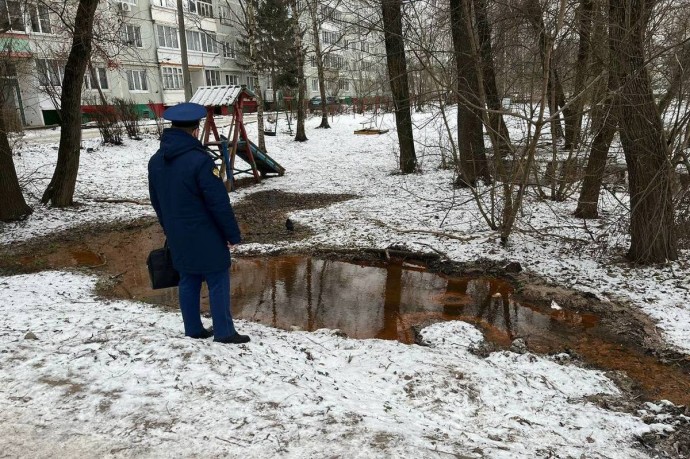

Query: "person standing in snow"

xmin=147 ymin=102 xmax=250 ymax=344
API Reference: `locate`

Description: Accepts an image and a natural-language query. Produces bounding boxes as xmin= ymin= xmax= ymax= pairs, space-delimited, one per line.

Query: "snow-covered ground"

xmin=1 ymin=111 xmax=688 ymax=457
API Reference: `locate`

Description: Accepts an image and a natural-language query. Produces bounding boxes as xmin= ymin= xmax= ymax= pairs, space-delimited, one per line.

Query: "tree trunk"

xmin=473 ymin=0 xmax=511 ymax=158
xmin=289 ymin=0 xmax=307 ymax=141
xmin=564 ymin=0 xmax=594 ymax=150
xmin=574 ymin=96 xmax=616 ymax=218
xmin=308 ymin=0 xmax=330 ymax=129
xmin=0 ymin=102 xmax=31 ymax=221
xmin=450 ymin=0 xmax=488 ymax=185
xmin=609 ymin=0 xmax=677 ymax=263
xmin=246 ymin=0 xmax=266 ymax=151
xmin=526 ymin=0 xmax=566 ymax=140
xmin=381 ymin=0 xmax=417 ymax=174
xmin=41 ymin=0 xmax=99 ymax=207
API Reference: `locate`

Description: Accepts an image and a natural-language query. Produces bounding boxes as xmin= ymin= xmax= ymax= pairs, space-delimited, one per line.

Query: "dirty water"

xmin=4 ymin=224 xmax=690 ymax=406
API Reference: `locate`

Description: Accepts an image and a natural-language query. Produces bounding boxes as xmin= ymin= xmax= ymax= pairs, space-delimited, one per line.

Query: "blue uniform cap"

xmin=163 ymin=102 xmax=207 ymax=127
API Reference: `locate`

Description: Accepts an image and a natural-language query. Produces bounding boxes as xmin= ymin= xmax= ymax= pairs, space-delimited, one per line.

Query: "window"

xmin=311 ymin=78 xmax=318 ymax=91
xmin=36 ymin=59 xmax=65 ymax=86
xmin=205 ymin=69 xmax=220 ymax=86
xmin=84 ymin=67 xmax=109 ymax=90
xmin=157 ymin=25 xmax=179 ymax=48
xmin=188 ymin=0 xmax=213 ymax=17
xmin=123 ymin=25 xmax=142 ymax=47
xmin=246 ymin=76 xmax=258 ymax=91
xmin=186 ymin=31 xmax=217 ymax=53
xmin=153 ymin=0 xmax=176 ymax=7
xmin=223 ymin=41 xmax=235 ymax=59
xmin=338 ymin=79 xmax=349 ymax=91
xmin=322 ymin=30 xmax=339 ymax=45
xmin=361 ymin=60 xmax=373 ymax=71
xmin=320 ymin=5 xmax=342 ymax=23
xmin=29 ymin=4 xmax=51 ymax=33
xmin=219 ymin=5 xmax=232 ymax=24
xmin=201 ymin=32 xmax=218 ymax=53
xmin=360 ymin=41 xmax=370 ymax=53
xmin=309 ymin=55 xmax=315 ymax=67
xmin=323 ymin=54 xmax=344 ymax=69
xmin=0 ymin=0 xmax=25 ymax=31
xmin=127 ymin=69 xmax=148 ymax=91
xmin=225 ymin=74 xmax=238 ymax=85
xmin=161 ymin=67 xmax=183 ymax=89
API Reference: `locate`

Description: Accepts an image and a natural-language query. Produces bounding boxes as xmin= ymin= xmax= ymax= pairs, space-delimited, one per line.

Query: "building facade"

xmin=0 ymin=0 xmax=385 ymax=127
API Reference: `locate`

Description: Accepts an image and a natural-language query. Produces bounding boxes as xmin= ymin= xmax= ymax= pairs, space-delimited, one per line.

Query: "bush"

xmin=113 ymin=98 xmax=141 ymax=139
xmin=92 ymin=104 xmax=122 ymax=145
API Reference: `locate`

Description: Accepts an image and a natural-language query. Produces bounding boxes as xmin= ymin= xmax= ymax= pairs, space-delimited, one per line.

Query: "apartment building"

xmin=302 ymin=1 xmax=386 ymax=103
xmin=0 ymin=0 xmax=385 ymax=128
xmin=0 ymin=0 xmax=254 ymax=127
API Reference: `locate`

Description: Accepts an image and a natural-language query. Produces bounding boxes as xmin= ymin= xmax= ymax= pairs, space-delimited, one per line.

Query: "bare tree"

xmin=289 ymin=0 xmax=308 ymax=141
xmin=0 ymin=53 xmax=31 ymax=221
xmin=609 ymin=0 xmax=677 ymax=262
xmin=381 ymin=0 xmax=416 ymax=173
xmin=41 ymin=0 xmax=99 ymax=207
xmin=450 ymin=0 xmax=489 ymax=186
xmin=243 ymin=0 xmax=267 ymax=151
xmin=306 ymin=0 xmax=331 ymax=128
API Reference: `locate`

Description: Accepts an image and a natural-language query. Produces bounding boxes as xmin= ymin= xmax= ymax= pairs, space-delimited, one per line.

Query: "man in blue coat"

xmin=148 ymin=102 xmax=249 ymax=344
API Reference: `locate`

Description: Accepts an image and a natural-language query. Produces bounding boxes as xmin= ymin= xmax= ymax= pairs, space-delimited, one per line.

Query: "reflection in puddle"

xmin=69 ymin=250 xmax=103 ymax=266
xmin=229 ymin=256 xmax=597 ymax=346
xmin=226 ymin=256 xmax=689 ymax=405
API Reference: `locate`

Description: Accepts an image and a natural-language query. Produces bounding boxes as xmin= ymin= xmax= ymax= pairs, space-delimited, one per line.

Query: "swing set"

xmin=190 ymin=85 xmax=285 ymax=191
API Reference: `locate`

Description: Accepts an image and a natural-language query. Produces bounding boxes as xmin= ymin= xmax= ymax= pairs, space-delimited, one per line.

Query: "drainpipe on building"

xmin=176 ymin=0 xmax=192 ymax=101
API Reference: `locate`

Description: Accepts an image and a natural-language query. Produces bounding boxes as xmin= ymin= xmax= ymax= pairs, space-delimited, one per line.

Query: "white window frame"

xmin=311 ymin=78 xmax=318 ymax=91
xmin=1 ymin=0 xmax=25 ymax=31
xmin=153 ymin=0 xmax=176 ymax=7
xmin=84 ymin=67 xmax=109 ymax=90
xmin=186 ymin=0 xmax=212 ymax=16
xmin=127 ymin=69 xmax=148 ymax=91
xmin=123 ymin=24 xmax=142 ymax=47
xmin=205 ymin=69 xmax=220 ymax=86
xmin=225 ymin=74 xmax=238 ymax=85
xmin=223 ymin=41 xmax=235 ymax=59
xmin=157 ymin=24 xmax=179 ymax=49
xmin=186 ymin=30 xmax=217 ymax=53
xmin=28 ymin=3 xmax=51 ymax=34
xmin=36 ymin=59 xmax=65 ymax=86
xmin=161 ymin=66 xmax=183 ymax=89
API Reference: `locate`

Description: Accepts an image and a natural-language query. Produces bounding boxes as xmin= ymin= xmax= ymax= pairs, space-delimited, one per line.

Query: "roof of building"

xmin=189 ymin=85 xmax=256 ymax=107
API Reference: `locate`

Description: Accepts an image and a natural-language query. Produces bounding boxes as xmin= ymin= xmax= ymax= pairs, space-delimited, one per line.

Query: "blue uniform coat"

xmin=148 ymin=128 xmax=241 ymax=274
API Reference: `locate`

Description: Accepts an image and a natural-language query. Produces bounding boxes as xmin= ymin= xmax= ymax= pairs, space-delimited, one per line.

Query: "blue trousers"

xmin=178 ymin=268 xmax=237 ymax=339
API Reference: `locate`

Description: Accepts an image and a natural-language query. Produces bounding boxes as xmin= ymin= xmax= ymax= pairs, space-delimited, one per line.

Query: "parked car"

xmin=309 ymin=96 xmax=339 ymax=109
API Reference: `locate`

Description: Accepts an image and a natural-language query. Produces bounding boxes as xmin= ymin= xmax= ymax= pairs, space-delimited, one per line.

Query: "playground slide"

xmin=236 ymin=140 xmax=285 ymax=176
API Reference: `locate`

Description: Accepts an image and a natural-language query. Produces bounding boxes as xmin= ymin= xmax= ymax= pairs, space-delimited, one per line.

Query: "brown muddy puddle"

xmin=9 ymin=226 xmax=690 ymax=405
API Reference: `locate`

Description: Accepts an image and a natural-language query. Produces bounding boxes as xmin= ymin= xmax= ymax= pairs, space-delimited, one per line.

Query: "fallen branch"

xmin=215 ymin=436 xmax=246 ymax=447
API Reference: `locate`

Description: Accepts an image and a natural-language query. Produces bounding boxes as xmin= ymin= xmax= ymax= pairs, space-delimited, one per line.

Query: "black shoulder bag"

xmin=146 ymin=241 xmax=180 ymax=289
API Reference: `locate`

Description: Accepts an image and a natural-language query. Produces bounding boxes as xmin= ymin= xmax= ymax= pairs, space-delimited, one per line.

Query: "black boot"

xmin=189 ymin=327 xmax=213 ymax=339
xmin=214 ymin=333 xmax=250 ymax=344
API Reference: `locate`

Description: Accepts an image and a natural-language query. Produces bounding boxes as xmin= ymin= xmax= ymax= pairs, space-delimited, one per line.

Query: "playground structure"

xmin=189 ymin=85 xmax=285 ymax=191
xmin=353 ymin=96 xmax=389 ymax=135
